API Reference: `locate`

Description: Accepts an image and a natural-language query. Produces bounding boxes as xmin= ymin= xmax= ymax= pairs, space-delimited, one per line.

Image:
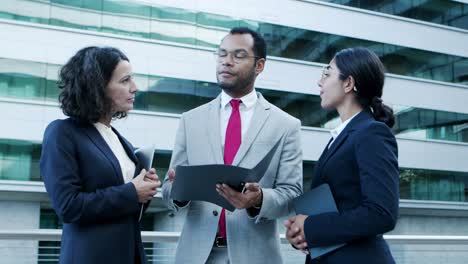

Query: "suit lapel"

xmin=320 ymin=110 xmax=374 ymax=176
xmin=232 ymin=93 xmax=271 ymax=166
xmin=206 ymin=95 xmax=224 ymax=164
xmin=81 ymin=123 xmax=124 ymax=184
xmin=312 ymin=137 xmax=333 ymax=186
xmin=321 ymin=128 xmax=351 ymax=169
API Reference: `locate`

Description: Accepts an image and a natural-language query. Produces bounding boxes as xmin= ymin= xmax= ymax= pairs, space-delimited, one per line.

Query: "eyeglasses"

xmin=321 ymin=65 xmax=331 ymax=79
xmin=320 ymin=65 xmax=345 ymax=80
xmin=214 ymin=50 xmax=259 ymax=64
xmin=320 ymin=65 xmax=357 ymax=91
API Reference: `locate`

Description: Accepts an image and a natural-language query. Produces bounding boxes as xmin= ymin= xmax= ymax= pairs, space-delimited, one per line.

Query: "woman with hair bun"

xmin=285 ymin=47 xmax=399 ymax=264
xmin=40 ymin=46 xmax=160 ymax=264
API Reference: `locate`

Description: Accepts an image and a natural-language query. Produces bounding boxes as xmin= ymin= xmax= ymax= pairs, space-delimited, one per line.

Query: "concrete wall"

xmin=388 ymin=214 xmax=468 ymax=264
xmin=0 ymin=201 xmax=40 ymax=264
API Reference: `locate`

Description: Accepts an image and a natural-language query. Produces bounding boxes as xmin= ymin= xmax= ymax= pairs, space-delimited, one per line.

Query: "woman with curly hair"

xmin=40 ymin=46 xmax=160 ymax=264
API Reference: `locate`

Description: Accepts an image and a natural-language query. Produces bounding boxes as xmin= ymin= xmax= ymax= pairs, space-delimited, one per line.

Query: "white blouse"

xmin=328 ymin=111 xmax=361 ymax=148
xmin=329 ymin=111 xmax=361 ymax=149
xmin=94 ymin=122 xmax=136 ymax=183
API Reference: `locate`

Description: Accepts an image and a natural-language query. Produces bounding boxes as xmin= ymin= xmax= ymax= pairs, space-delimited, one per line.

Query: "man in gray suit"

xmin=162 ymin=27 xmax=303 ymax=264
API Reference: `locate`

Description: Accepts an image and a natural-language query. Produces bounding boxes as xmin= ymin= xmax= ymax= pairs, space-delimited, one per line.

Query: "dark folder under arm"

xmin=293 ymin=183 xmax=345 ymax=259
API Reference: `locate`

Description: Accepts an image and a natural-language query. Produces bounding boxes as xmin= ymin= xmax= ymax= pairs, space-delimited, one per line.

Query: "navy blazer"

xmin=40 ymin=118 xmax=147 ymax=264
xmin=304 ymin=109 xmax=399 ymax=264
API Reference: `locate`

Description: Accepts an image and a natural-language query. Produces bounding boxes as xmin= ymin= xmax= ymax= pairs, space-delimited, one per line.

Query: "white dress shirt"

xmin=329 ymin=111 xmax=361 ymax=149
xmin=94 ymin=122 xmax=136 ymax=183
xmin=220 ymin=89 xmax=258 ymax=146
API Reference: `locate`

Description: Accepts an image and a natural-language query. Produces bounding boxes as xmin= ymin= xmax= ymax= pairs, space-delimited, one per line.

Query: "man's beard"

xmin=218 ymin=67 xmax=256 ymax=96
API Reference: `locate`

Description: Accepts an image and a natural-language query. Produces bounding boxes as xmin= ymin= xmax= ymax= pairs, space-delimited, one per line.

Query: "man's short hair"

xmin=229 ymin=27 xmax=267 ymax=60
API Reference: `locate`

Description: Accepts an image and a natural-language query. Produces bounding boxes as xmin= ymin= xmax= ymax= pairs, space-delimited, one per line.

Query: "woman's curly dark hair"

xmin=58 ymin=46 xmax=129 ymax=123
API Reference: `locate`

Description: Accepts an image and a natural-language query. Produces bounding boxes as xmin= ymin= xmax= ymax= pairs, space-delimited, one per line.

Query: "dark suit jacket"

xmin=304 ymin=109 xmax=399 ymax=264
xmin=40 ymin=118 xmax=147 ymax=264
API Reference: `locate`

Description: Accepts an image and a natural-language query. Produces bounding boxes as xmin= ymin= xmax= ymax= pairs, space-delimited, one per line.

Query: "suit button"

xmin=212 ymin=210 xmax=218 ymax=216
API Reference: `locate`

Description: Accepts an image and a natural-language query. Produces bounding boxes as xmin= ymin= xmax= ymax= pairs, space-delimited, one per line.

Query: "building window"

xmin=0 ymin=1 xmax=466 ymax=84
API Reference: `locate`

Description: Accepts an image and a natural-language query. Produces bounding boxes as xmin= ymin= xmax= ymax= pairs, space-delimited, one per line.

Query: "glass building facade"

xmin=0 ymin=0 xmax=467 ymax=263
xmin=1 ymin=57 xmax=467 ymax=143
xmin=1 ymin=137 xmax=467 ymax=202
xmin=0 ymin=1 xmax=467 ymax=84
xmin=320 ymin=0 xmax=468 ymax=30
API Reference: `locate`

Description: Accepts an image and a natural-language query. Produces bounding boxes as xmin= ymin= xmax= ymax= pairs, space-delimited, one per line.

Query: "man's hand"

xmin=284 ymin=215 xmax=309 ymax=254
xmin=168 ymin=168 xmax=175 ymax=183
xmin=216 ymin=182 xmax=262 ymax=209
xmin=132 ymin=169 xmax=160 ymax=203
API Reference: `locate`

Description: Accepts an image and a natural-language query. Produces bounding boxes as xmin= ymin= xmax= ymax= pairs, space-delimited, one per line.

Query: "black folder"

xmin=134 ymin=145 xmax=155 ymax=221
xmin=171 ymin=140 xmax=281 ymax=212
xmin=134 ymin=145 xmax=155 ymax=171
xmin=292 ymin=183 xmax=345 ymax=259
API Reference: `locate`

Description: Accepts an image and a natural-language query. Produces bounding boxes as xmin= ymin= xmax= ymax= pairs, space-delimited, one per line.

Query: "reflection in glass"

xmin=0 ymin=0 xmax=50 ymax=24
xmin=394 ymin=106 xmax=468 ymax=142
xmin=0 ymin=139 xmax=41 ymax=181
xmin=50 ymin=0 xmax=103 ymax=31
xmin=0 ymin=137 xmax=466 ymax=203
xmin=1 ymin=57 xmax=467 ymax=143
xmin=0 ymin=1 xmax=467 ymax=84
xmin=400 ymin=168 xmax=468 ymax=202
xmin=320 ymin=0 xmax=468 ymax=30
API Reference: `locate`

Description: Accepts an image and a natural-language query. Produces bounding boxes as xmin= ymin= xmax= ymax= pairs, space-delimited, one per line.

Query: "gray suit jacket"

xmin=162 ymin=92 xmax=303 ymax=264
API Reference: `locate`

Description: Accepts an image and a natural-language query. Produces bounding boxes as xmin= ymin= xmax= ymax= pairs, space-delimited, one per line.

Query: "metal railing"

xmin=2 ymin=229 xmax=468 ymax=244
xmin=1 ymin=229 xmax=468 ymax=263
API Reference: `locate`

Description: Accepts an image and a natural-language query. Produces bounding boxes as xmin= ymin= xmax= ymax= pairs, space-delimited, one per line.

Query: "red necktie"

xmin=218 ymin=99 xmax=241 ymax=239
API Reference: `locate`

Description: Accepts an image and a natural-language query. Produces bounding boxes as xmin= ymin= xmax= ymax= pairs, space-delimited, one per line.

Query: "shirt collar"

xmin=330 ymin=111 xmax=361 ymax=139
xmin=220 ymin=89 xmax=257 ymax=110
xmin=94 ymin=122 xmax=112 ymax=131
